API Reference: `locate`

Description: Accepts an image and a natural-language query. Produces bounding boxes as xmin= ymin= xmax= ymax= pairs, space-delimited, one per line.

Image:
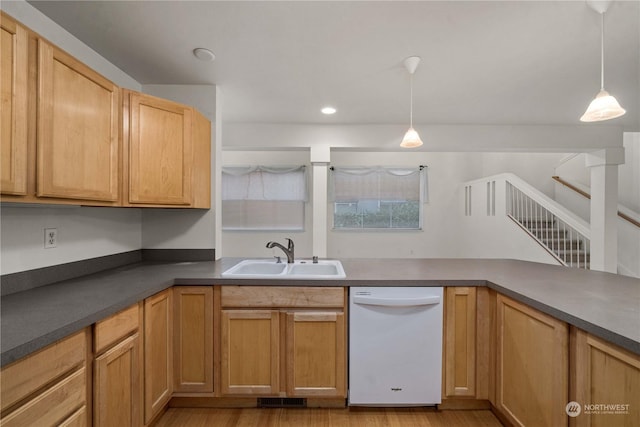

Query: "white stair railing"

xmin=507 ymin=182 xmax=590 ymax=268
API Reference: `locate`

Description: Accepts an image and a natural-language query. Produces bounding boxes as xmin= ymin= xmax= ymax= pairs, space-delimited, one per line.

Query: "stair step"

xmin=531 ymin=229 xmax=569 ymax=238
xmin=555 ymin=250 xmax=590 ymax=259
xmin=566 ymin=262 xmax=590 ymax=269
xmin=521 ymin=220 xmax=555 ymax=227
xmin=540 ymin=239 xmax=584 ymax=250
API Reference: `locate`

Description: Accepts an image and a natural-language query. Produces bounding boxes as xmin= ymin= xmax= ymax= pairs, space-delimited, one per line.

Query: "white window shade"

xmin=222 ymin=166 xmax=307 ymax=231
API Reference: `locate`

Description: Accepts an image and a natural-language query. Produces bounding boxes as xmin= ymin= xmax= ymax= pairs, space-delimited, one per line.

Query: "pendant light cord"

xmin=410 ymin=73 xmax=414 ymax=128
xmin=600 ymin=12 xmax=605 ymax=90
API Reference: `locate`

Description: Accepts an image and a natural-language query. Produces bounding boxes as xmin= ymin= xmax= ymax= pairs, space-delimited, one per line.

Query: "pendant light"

xmin=580 ymin=1 xmax=626 ymax=122
xmin=400 ymin=56 xmax=423 ymax=148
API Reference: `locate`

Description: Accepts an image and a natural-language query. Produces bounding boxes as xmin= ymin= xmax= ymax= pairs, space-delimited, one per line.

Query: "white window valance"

xmin=222 ymin=165 xmax=307 ymax=201
xmin=330 ymin=166 xmax=428 ymax=203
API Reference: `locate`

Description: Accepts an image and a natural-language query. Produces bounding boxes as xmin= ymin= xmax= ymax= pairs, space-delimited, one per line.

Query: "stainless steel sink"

xmin=222 ymin=259 xmax=346 ymax=279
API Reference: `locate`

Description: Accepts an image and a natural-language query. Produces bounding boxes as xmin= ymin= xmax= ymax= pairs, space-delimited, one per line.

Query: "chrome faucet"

xmin=266 ymin=238 xmax=295 ymax=263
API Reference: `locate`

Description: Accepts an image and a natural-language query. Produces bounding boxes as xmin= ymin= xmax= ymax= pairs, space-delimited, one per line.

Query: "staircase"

xmin=506 ymin=179 xmax=591 ymax=269
xmin=520 ymin=219 xmax=590 ymax=269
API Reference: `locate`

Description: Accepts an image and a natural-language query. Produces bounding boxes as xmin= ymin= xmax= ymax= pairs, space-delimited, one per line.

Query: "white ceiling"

xmin=28 ymin=0 xmax=639 ymax=130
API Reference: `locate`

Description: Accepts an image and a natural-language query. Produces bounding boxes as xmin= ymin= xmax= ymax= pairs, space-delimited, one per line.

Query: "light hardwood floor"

xmin=155 ymin=407 xmax=503 ymax=426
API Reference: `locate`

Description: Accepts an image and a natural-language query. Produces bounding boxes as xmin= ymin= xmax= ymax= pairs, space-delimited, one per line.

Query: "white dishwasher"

xmin=349 ymin=287 xmax=443 ymax=406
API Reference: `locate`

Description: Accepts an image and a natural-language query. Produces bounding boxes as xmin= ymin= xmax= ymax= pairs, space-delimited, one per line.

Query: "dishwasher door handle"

xmin=353 ymin=295 xmax=441 ymax=307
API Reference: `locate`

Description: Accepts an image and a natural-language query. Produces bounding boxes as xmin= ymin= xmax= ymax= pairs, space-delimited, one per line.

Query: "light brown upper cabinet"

xmin=1 ymin=13 xmax=28 ymax=196
xmin=122 ymin=90 xmax=210 ymax=208
xmin=37 ymin=39 xmax=120 ymax=202
xmin=2 ymin=14 xmax=211 ymax=208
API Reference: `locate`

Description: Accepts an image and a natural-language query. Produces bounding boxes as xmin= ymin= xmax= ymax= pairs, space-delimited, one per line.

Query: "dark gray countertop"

xmin=1 ymin=258 xmax=639 ymax=366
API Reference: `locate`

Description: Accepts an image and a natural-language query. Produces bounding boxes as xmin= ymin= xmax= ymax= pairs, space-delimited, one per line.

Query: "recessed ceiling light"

xmin=321 ymin=106 xmax=337 ymax=115
xmin=193 ymin=48 xmax=215 ymax=62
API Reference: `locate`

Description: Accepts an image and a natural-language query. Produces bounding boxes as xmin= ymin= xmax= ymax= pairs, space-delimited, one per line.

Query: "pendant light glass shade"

xmin=581 ymin=6 xmax=626 ymax=122
xmin=401 ymin=56 xmax=423 ymax=148
xmin=400 ymin=127 xmax=423 ymax=148
xmin=580 ymin=89 xmax=626 ymax=122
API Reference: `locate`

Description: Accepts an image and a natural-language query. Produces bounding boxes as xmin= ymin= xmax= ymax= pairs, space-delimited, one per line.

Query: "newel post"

xmin=586 ymin=147 xmax=625 ymax=273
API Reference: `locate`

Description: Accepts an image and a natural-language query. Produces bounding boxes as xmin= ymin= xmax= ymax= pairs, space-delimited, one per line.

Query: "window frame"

xmin=330 ymin=166 xmax=426 ymax=231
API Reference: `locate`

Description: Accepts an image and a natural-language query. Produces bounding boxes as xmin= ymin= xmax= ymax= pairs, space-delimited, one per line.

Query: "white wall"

xmin=221 ymin=150 xmax=313 ymax=258
xmin=0 ymin=0 xmax=144 ymax=275
xmin=0 ymin=206 xmax=141 ymax=274
xmin=223 ymin=123 xmax=623 ymax=152
xmin=456 ymin=178 xmax=560 ymax=264
xmin=219 ymin=146 xmax=568 ymax=260
xmin=328 ymin=151 xmax=475 ymax=258
xmin=140 ymin=85 xmax=216 ymax=250
xmin=326 ymin=151 xmax=566 ymax=259
xmin=475 ymin=153 xmax=565 ymax=198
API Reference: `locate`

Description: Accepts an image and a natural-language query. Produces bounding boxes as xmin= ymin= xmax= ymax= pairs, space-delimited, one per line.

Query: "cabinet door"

xmin=220 ymin=310 xmax=279 ymax=395
xmin=496 ymin=294 xmax=568 ymax=427
xmin=144 ymin=289 xmax=173 ymax=424
xmin=94 ymin=333 xmax=141 ymax=427
xmin=0 ymin=13 xmax=28 ymax=195
xmin=127 ymin=91 xmax=192 ymax=205
xmin=37 ymin=39 xmax=119 ymax=202
xmin=444 ymin=287 xmax=477 ymax=397
xmin=572 ymin=329 xmax=640 ymax=427
xmin=191 ymin=109 xmax=211 ymax=209
xmin=285 ymin=311 xmax=346 ymax=398
xmin=173 ymin=286 xmax=213 ymax=394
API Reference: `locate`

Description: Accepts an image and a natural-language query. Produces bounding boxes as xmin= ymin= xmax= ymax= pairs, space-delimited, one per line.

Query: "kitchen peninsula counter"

xmin=2 ymin=257 xmax=639 ymax=366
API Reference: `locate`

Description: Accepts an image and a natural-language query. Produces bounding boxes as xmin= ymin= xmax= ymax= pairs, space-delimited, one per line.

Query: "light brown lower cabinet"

xmin=93 ymin=303 xmax=142 ymax=427
xmin=219 ymin=286 xmax=347 ymax=400
xmin=173 ymin=286 xmax=214 ymax=394
xmin=94 ymin=334 xmax=141 ymax=427
xmin=144 ymin=289 xmax=173 ymax=424
xmin=571 ymin=328 xmax=640 ymax=427
xmin=441 ymin=287 xmax=491 ymax=410
xmin=286 ymin=311 xmax=345 ymax=397
xmin=495 ymin=294 xmax=569 ymax=427
xmin=443 ymin=287 xmax=477 ymax=398
xmin=220 ymin=309 xmax=281 ymax=395
xmin=0 ymin=329 xmax=89 ymax=426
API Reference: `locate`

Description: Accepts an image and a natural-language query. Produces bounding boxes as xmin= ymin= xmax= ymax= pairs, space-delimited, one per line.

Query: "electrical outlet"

xmin=44 ymin=228 xmax=57 ymax=249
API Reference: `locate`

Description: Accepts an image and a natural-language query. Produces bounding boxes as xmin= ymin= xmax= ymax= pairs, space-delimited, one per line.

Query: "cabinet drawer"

xmin=221 ymin=286 xmax=344 ymax=308
xmin=94 ymin=303 xmax=140 ymax=354
xmin=58 ymin=405 xmax=87 ymax=427
xmin=1 ymin=329 xmax=86 ymax=412
xmin=1 ymin=367 xmax=86 ymax=427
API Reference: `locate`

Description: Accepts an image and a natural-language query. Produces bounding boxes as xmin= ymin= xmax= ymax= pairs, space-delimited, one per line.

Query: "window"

xmin=222 ymin=166 xmax=307 ymax=230
xmin=331 ymin=166 xmax=427 ymax=230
